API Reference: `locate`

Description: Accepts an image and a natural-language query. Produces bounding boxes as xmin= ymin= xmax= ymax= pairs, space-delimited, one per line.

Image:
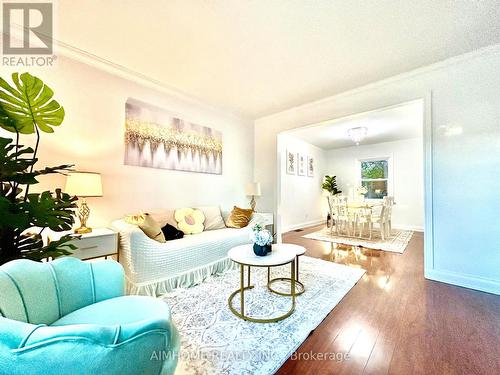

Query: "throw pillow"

xmin=197 ymin=206 xmax=226 ymax=230
xmin=149 ymin=209 xmax=179 ymax=229
xmin=225 ymin=206 xmax=253 ymax=228
xmin=161 ymin=223 xmax=184 ymax=241
xmin=174 ymin=208 xmax=205 ymax=234
xmin=138 ymin=213 xmax=166 ymax=243
xmin=124 ymin=213 xmax=145 ymax=225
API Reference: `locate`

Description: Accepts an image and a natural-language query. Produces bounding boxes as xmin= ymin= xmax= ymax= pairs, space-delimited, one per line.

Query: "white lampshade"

xmin=65 ymin=172 xmax=103 ymax=197
xmin=245 ymin=182 xmax=261 ymax=196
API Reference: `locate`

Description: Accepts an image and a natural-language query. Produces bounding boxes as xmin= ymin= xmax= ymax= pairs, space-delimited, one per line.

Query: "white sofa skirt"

xmin=112 ymin=215 xmax=265 ymax=296
xmin=127 ymin=257 xmax=237 ymax=296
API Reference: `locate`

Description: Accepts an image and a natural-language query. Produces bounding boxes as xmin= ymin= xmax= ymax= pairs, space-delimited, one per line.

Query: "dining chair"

xmin=383 ymin=196 xmax=395 ymax=236
xmin=355 ymin=207 xmax=372 ymax=239
xmin=331 ymin=196 xmax=353 ymax=236
xmin=328 ymin=196 xmax=342 ymax=235
xmin=369 ymin=204 xmax=388 ymax=240
xmin=326 ymin=195 xmax=337 ymax=234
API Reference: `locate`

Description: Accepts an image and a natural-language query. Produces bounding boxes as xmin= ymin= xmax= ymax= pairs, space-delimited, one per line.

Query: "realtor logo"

xmin=2 ymin=2 xmax=53 ymax=55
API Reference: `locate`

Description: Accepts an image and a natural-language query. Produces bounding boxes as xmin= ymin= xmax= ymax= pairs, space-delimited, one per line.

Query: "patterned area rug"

xmin=162 ymin=256 xmax=365 ymax=375
xmin=303 ymin=227 xmax=413 ymax=253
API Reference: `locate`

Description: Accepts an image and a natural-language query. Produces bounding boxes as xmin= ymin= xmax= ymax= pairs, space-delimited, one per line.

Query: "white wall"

xmin=277 ymin=135 xmax=327 ymax=232
xmin=254 ymin=44 xmax=500 ymax=295
xmin=327 ymin=138 xmax=424 ymax=231
xmin=0 ymin=55 xmax=254 ymax=227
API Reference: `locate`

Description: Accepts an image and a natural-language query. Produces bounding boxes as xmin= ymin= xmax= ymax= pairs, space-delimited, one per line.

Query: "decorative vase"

xmin=253 ymin=243 xmax=272 ymax=256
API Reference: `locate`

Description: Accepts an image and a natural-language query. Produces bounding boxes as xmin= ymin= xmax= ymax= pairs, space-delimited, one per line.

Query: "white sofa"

xmin=112 ymin=211 xmax=265 ymax=296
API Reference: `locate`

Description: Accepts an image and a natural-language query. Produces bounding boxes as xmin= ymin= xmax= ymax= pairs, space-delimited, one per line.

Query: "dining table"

xmin=346 ymin=201 xmax=382 ymax=210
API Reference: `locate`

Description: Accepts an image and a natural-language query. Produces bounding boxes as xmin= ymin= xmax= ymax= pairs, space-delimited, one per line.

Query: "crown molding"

xmin=1 ymin=24 xmax=251 ymax=123
xmin=257 ymin=43 xmax=500 ymax=121
xmin=55 ymin=41 xmax=252 ymax=123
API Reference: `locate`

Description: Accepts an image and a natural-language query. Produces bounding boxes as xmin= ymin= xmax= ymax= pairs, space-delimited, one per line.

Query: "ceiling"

xmin=56 ymin=1 xmax=500 ymax=118
xmin=289 ymin=100 xmax=423 ymax=150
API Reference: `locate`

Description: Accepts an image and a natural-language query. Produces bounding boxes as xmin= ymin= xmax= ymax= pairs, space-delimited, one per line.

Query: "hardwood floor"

xmin=277 ymin=225 xmax=500 ymax=375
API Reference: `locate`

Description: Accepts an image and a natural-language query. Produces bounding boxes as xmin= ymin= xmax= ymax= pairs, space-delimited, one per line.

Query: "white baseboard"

xmin=425 ymin=269 xmax=500 ymax=296
xmin=283 ymin=219 xmax=325 ymax=233
xmin=393 ymin=224 xmax=424 ymax=232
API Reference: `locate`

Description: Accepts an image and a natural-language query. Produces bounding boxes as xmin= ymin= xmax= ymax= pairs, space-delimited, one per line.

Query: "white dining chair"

xmin=383 ymin=196 xmax=395 ymax=236
xmin=369 ymin=204 xmax=389 ymax=240
xmin=355 ymin=207 xmax=372 ymax=239
xmin=332 ymin=196 xmax=354 ymax=236
xmin=326 ymin=195 xmax=336 ymax=234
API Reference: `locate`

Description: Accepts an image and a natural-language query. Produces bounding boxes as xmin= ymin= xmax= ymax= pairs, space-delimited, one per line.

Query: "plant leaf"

xmin=22 ymin=189 xmax=78 ymax=231
xmin=16 ymin=233 xmax=78 ymax=261
xmin=0 ymin=73 xmax=65 ymax=134
xmin=0 ymin=137 xmax=73 ymax=186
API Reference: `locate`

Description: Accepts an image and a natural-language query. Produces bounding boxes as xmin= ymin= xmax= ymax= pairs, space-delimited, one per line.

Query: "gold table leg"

xmin=247 ymin=265 xmax=251 ymax=288
xmin=228 ymin=262 xmax=296 ymax=323
xmin=240 ymin=264 xmax=245 ymax=318
xmin=296 ymin=257 xmax=300 ymax=283
xmin=267 ymin=255 xmax=305 ymax=296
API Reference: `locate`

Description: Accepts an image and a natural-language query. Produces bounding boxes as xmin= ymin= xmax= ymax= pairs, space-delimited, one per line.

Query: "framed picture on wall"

xmin=307 ymin=156 xmax=314 ymax=177
xmin=298 ymin=153 xmax=306 ymax=176
xmin=286 ymin=150 xmax=296 ymax=174
xmin=124 ymin=98 xmax=222 ymax=174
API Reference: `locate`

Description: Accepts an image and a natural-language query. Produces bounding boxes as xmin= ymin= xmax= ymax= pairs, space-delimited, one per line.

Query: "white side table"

xmin=49 ymin=228 xmax=119 ymax=261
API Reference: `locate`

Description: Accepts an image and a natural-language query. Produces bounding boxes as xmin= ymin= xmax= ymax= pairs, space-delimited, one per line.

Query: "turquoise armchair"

xmin=0 ymin=257 xmax=179 ymax=375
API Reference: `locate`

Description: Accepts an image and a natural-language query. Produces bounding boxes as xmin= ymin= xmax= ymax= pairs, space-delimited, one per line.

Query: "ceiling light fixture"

xmin=348 ymin=126 xmax=368 ymax=145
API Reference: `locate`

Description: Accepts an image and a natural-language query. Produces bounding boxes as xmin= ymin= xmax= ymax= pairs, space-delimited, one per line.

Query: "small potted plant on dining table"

xmin=250 ymin=224 xmax=273 ymax=256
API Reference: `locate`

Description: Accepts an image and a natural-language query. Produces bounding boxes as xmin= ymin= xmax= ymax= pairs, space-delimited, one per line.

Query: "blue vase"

xmin=253 ymin=243 xmax=272 ymax=256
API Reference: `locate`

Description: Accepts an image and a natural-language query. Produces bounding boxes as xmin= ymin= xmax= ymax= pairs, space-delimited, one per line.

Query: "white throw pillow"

xmin=197 ymin=206 xmax=226 ymax=231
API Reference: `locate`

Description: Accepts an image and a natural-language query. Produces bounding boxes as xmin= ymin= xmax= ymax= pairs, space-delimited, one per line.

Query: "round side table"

xmin=228 ymin=244 xmax=297 ymax=323
xmin=267 ymin=244 xmax=306 ymax=296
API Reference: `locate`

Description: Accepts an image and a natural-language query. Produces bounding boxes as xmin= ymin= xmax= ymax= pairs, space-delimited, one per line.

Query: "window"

xmin=360 ymin=159 xmax=389 ymax=199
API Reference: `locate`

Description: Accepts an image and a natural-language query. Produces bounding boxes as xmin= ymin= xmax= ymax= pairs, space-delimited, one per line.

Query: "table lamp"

xmin=65 ymin=171 xmax=103 ymax=234
xmin=245 ymin=182 xmax=261 ymax=211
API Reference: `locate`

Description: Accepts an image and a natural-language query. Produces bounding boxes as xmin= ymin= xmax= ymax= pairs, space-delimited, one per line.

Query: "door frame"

xmin=275 ymin=94 xmax=433 ymax=270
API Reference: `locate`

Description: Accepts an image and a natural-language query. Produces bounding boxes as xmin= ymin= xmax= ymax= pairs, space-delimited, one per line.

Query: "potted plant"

xmin=321 ymin=175 xmax=342 ymax=195
xmin=322 ymin=175 xmax=342 ymax=226
xmin=250 ymin=224 xmax=273 ymax=256
xmin=0 ymin=72 xmax=78 ymax=265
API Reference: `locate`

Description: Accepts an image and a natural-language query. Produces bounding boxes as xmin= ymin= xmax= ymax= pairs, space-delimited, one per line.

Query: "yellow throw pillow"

xmin=175 ymin=208 xmax=205 ymax=234
xmin=138 ymin=213 xmax=166 ymax=243
xmin=225 ymin=206 xmax=253 ymax=228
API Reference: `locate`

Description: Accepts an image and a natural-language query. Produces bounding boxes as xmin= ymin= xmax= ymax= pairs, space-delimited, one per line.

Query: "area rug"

xmin=302 ymin=227 xmax=413 ymax=253
xmin=161 ymin=256 xmax=365 ymax=375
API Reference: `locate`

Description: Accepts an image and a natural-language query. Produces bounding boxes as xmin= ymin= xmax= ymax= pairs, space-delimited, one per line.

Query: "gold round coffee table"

xmin=228 ymin=244 xmax=297 ymax=323
xmin=267 ymin=244 xmax=306 ymax=296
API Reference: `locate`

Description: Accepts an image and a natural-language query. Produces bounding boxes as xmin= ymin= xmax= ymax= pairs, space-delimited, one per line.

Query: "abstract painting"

xmin=298 ymin=154 xmax=306 ymax=176
xmin=286 ymin=150 xmax=296 ymax=174
xmin=124 ymin=98 xmax=222 ymax=174
xmin=307 ymin=156 xmax=314 ymax=177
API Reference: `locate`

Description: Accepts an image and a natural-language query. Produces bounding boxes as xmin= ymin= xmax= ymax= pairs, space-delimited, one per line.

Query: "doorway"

xmin=275 ymin=98 xmax=430 ymax=261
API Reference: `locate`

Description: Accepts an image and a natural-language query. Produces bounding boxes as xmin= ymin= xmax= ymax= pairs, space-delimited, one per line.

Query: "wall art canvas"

xmin=286 ymin=149 xmax=296 ymax=174
xmin=307 ymin=156 xmax=314 ymax=177
xmin=298 ymin=153 xmax=306 ymax=176
xmin=124 ymin=98 xmax=222 ymax=174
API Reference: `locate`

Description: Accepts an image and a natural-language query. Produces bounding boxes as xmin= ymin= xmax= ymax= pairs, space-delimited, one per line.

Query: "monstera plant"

xmin=0 ymin=72 xmax=78 ymax=264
